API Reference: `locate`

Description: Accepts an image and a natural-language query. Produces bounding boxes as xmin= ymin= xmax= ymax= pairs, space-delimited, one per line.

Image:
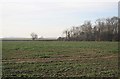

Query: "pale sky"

xmin=0 ymin=0 xmax=118 ymax=38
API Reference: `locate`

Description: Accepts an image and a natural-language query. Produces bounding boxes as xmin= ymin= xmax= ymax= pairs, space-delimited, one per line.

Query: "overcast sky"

xmin=0 ymin=0 xmax=118 ymax=38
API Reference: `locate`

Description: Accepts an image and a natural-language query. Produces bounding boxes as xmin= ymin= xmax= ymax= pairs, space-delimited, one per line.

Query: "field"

xmin=2 ymin=41 xmax=118 ymax=77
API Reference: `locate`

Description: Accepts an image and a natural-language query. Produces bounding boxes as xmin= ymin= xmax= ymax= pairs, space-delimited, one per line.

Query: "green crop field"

xmin=2 ymin=41 xmax=118 ymax=77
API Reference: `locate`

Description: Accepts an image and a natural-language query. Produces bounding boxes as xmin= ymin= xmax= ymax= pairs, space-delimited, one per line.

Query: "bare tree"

xmin=63 ymin=29 xmax=69 ymax=40
xmin=61 ymin=16 xmax=119 ymax=41
xmin=31 ymin=32 xmax=38 ymax=40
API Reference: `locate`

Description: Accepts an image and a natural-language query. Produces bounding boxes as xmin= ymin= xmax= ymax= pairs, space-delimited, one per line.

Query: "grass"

xmin=2 ymin=41 xmax=118 ymax=77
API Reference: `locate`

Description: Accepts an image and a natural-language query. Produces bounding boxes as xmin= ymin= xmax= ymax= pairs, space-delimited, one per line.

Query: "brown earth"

xmin=2 ymin=55 xmax=117 ymax=63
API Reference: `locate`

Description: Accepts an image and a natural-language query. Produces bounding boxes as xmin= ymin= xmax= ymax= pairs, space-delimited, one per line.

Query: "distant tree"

xmin=83 ymin=21 xmax=92 ymax=41
xmin=31 ymin=32 xmax=38 ymax=40
xmin=62 ymin=16 xmax=119 ymax=41
xmin=63 ymin=29 xmax=69 ymax=40
xmin=110 ymin=16 xmax=119 ymax=41
xmin=57 ymin=37 xmax=65 ymax=41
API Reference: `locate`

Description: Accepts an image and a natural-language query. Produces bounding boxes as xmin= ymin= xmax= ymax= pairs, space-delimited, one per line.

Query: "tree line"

xmin=58 ymin=16 xmax=119 ymax=41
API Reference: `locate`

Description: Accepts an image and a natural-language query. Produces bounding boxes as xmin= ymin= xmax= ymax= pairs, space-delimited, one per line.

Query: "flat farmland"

xmin=2 ymin=41 xmax=118 ymax=77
